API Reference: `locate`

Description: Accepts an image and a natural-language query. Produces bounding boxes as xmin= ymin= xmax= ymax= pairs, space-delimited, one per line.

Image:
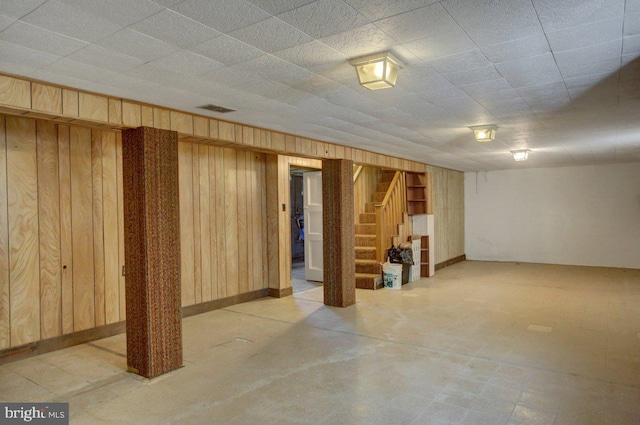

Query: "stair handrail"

xmin=353 ymin=164 xmax=363 ymax=182
xmin=374 ymin=171 xmax=407 ymax=262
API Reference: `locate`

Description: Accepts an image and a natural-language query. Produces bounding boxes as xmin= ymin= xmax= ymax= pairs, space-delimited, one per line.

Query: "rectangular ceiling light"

xmin=349 ymin=52 xmax=403 ymax=90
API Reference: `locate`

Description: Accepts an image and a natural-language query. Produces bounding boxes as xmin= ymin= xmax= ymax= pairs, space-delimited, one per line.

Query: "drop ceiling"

xmin=1 ymin=0 xmax=639 ymax=171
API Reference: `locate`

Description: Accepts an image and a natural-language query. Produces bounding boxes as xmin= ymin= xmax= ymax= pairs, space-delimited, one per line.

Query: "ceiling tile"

xmin=0 ymin=20 xmax=87 ymax=56
xmin=95 ymin=29 xmax=179 ymax=62
xmin=0 ymin=14 xmax=16 ymax=31
xmin=0 ymin=0 xmax=47 ymax=19
xmin=147 ymin=50 xmax=225 ymax=75
xmin=495 ymin=53 xmax=563 ymax=88
xmin=564 ymin=72 xmax=615 ymax=90
xmin=623 ymin=34 xmax=640 ymax=54
xmin=229 ymin=17 xmax=312 ymax=53
xmin=443 ymin=65 xmax=503 ymax=86
xmin=130 ymin=9 xmax=220 ymax=48
xmin=427 ymin=49 xmax=491 ymax=74
xmin=401 ymin=29 xmax=476 ymax=62
xmin=124 ymin=64 xmax=188 ymax=86
xmin=375 ymin=4 xmax=457 ymax=44
xmin=417 ymin=86 xmax=468 ymax=103
xmin=274 ymin=41 xmax=346 ymax=73
xmin=345 ymin=0 xmax=440 ymax=21
xmin=442 ymin=0 xmax=543 ymax=46
xmin=516 ymin=81 xmax=569 ymax=100
xmin=401 ymin=63 xmax=455 ymax=93
xmin=533 ymin=0 xmax=625 ymax=32
xmin=460 ymin=78 xmax=516 ymax=98
xmin=547 ymin=18 xmax=622 ymax=52
xmin=58 ymin=0 xmax=163 ymax=26
xmin=321 ymin=23 xmax=398 ymax=59
xmin=43 ymin=58 xmax=117 ymax=82
xmin=170 ymin=0 xmax=270 ymax=33
xmin=190 ymin=35 xmax=264 ymax=65
xmin=554 ymin=39 xmax=622 ymax=78
xmin=0 ymin=40 xmax=61 ymax=74
xmin=623 ymin=12 xmax=640 ymax=36
xmin=21 ymin=0 xmax=122 ymax=42
xmin=245 ymin=0 xmax=316 ymax=15
xmin=290 ymin=73 xmax=341 ymax=96
xmin=66 ymin=44 xmax=144 ymax=72
xmin=480 ymin=34 xmax=549 ymax=64
xmin=237 ymin=55 xmax=316 ymax=86
xmin=277 ymin=0 xmax=369 ymax=39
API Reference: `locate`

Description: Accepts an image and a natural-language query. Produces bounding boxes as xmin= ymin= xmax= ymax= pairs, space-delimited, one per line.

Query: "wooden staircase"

xmin=355 ymin=170 xmax=395 ymax=289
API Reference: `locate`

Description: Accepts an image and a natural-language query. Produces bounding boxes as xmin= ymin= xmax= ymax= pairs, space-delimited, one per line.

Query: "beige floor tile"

xmin=1 ymin=261 xmax=639 ymax=424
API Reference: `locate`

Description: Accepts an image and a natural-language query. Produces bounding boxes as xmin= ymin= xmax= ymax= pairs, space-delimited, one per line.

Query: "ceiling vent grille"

xmin=197 ymin=104 xmax=236 ymax=113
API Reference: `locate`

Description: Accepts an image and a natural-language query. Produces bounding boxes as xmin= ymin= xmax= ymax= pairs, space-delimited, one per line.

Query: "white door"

xmin=303 ymin=171 xmax=323 ymax=282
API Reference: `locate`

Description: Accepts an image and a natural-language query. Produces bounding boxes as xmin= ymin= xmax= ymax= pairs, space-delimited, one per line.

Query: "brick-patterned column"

xmin=322 ymin=159 xmax=356 ymax=307
xmin=122 ymin=127 xmax=182 ymax=378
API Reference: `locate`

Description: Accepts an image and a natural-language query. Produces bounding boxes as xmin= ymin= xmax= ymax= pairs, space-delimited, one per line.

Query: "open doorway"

xmin=290 ymin=167 xmax=322 ymax=294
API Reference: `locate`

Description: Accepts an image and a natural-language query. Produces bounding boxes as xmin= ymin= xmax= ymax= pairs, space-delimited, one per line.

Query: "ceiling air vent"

xmin=197 ymin=104 xmax=236 ymax=113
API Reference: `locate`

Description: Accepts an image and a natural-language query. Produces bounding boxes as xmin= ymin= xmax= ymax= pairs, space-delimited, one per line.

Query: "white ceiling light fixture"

xmin=511 ymin=149 xmax=531 ymax=161
xmin=470 ymin=125 xmax=497 ymax=142
xmin=349 ymin=52 xmax=403 ymax=90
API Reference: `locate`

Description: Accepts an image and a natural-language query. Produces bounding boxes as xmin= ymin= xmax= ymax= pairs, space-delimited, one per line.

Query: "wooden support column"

xmin=122 ymin=127 xmax=182 ymax=378
xmin=322 ymin=159 xmax=355 ymax=307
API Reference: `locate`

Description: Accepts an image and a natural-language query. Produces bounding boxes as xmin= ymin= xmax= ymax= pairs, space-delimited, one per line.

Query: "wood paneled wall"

xmin=0 ymin=115 xmax=126 ymax=349
xmin=177 ymin=142 xmax=269 ymax=307
xmin=353 ymin=166 xmax=380 ymax=223
xmin=427 ymin=166 xmax=465 ymax=265
xmin=0 ymin=115 xmax=272 ymax=349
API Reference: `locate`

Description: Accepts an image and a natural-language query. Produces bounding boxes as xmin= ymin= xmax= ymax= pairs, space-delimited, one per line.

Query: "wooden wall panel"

xmin=0 ymin=117 xmax=9 ymax=349
xmin=214 ymin=147 xmax=226 ymax=298
xmin=153 ymin=108 xmax=170 ymax=130
xmin=108 ymin=99 xmax=122 ymax=125
xmin=236 ymin=152 xmax=248 ymax=294
xmin=223 ymin=148 xmax=239 ymax=297
xmin=70 ymin=126 xmax=95 ymax=331
xmin=116 ymin=133 xmax=126 ymax=321
xmin=58 ymin=125 xmax=74 ymax=334
xmin=101 ymin=132 xmax=120 ymax=324
xmin=219 ymin=122 xmax=235 ymax=142
xmin=353 ymin=166 xmax=379 ymax=222
xmin=171 ymin=111 xmax=193 ymax=134
xmin=6 ymin=117 xmax=40 ymax=346
xmin=178 ymin=142 xmax=195 ymax=307
xmin=36 ymin=121 xmax=62 ymax=339
xmin=259 ymin=154 xmax=268 ymax=288
xmin=192 ymin=145 xmax=201 ymax=304
xmin=0 ymin=76 xmax=30 ymax=109
xmin=32 ymin=83 xmax=62 ymax=114
xmin=79 ymin=93 xmax=108 ymax=122
xmin=91 ymin=132 xmax=105 ymax=327
xmin=141 ymin=106 xmax=154 ymax=127
xmin=207 ymin=147 xmax=218 ymax=301
xmin=198 ymin=145 xmax=211 ymax=302
xmin=427 ymin=166 xmax=465 ymax=265
xmin=122 ymin=102 xmax=141 ymax=127
xmin=62 ymin=90 xmax=79 ymax=117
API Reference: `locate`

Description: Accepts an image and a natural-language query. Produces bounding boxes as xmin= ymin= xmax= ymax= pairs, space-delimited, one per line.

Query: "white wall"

xmin=465 ymin=162 xmax=640 ymax=269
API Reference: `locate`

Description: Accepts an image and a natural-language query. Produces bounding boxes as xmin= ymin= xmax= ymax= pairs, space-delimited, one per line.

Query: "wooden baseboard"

xmin=0 ymin=321 xmax=126 ymax=366
xmin=181 ymin=288 xmax=269 ymax=317
xmin=268 ymin=287 xmax=293 ymax=298
xmin=435 ymin=254 xmax=466 ymax=271
xmin=0 ymin=289 xmax=270 ymax=365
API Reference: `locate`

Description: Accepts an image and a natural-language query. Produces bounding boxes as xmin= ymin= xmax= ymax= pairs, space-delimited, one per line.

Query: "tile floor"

xmin=1 ymin=261 xmax=639 ymax=424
